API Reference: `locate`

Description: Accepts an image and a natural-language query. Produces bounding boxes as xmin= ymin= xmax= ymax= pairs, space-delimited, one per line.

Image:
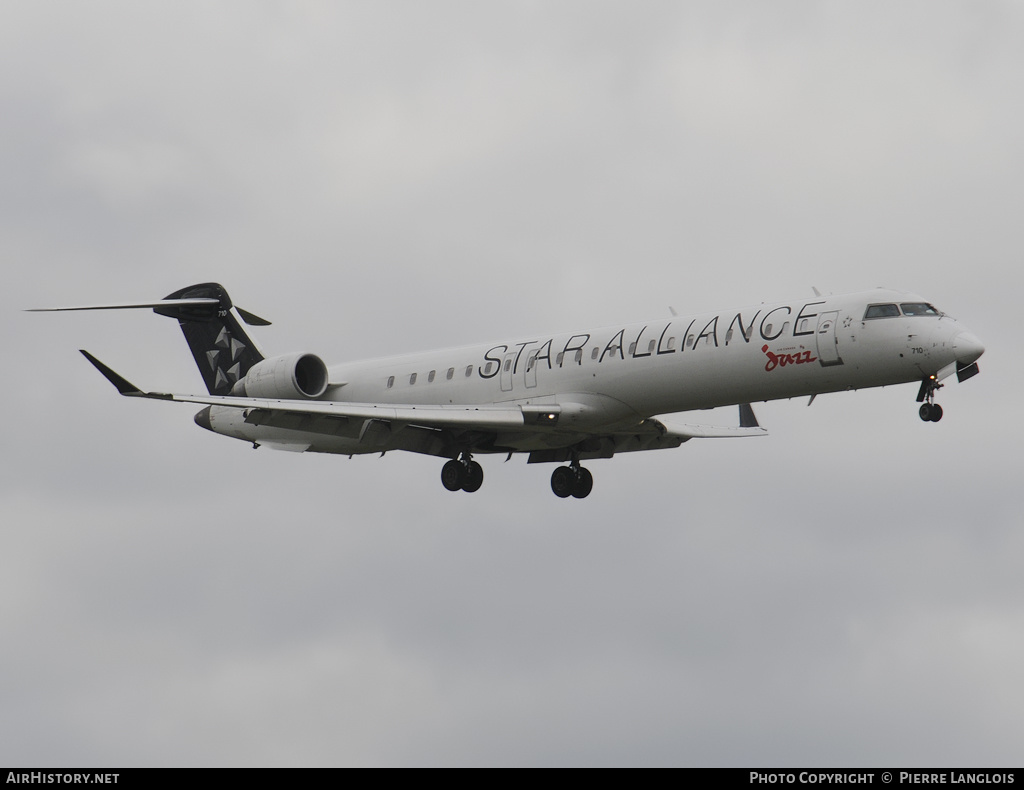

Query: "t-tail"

xmin=155 ymin=283 xmax=268 ymax=395
xmin=29 ymin=282 xmax=271 ymax=395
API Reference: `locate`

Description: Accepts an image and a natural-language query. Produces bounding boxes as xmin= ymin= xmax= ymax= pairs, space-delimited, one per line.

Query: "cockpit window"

xmin=864 ymin=303 xmax=900 ymax=319
xmin=901 ymin=302 xmax=940 ymax=316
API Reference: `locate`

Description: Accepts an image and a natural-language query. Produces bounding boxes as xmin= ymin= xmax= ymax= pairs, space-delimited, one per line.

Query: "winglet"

xmin=739 ymin=403 xmax=761 ymax=429
xmin=79 ymin=349 xmax=145 ymax=395
xmin=79 ymin=349 xmax=178 ymax=402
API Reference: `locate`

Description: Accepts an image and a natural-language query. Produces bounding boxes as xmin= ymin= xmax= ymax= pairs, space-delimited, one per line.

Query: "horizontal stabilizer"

xmin=30 ymin=294 xmax=271 ymax=326
xmin=29 ymin=298 xmax=220 ymax=314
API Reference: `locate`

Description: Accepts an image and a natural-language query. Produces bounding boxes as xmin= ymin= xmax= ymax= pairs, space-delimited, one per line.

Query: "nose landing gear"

xmin=917 ymin=376 xmax=944 ymax=422
xmin=441 ymin=453 xmax=484 ymax=492
xmin=550 ymin=461 xmax=594 ymax=499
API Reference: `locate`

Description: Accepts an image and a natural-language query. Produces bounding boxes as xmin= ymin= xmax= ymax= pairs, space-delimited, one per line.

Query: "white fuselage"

xmin=202 ymin=288 xmax=984 ymax=457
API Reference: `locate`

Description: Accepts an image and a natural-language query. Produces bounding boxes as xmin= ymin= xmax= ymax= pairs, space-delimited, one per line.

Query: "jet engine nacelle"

xmin=233 ymin=352 xmax=329 ymax=399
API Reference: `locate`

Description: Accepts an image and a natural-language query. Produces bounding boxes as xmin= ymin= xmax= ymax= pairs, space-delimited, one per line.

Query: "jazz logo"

xmin=762 ymin=344 xmax=816 ymax=372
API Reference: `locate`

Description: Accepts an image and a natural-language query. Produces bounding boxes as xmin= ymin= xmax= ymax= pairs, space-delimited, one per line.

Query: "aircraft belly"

xmin=493 ymin=430 xmax=590 ymax=452
xmin=207 ymin=405 xmax=361 ymax=453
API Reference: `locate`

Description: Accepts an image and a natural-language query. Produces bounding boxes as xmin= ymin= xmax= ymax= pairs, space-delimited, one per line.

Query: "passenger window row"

xmin=384 ymin=337 xmax=686 ymax=388
xmin=386 ymin=365 xmax=474 ymax=389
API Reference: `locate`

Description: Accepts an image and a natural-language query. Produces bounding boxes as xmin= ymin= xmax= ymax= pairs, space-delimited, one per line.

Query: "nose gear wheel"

xmin=916 ymin=376 xmax=945 ymax=422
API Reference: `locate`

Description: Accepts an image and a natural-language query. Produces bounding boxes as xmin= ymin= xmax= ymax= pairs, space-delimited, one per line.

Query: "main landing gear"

xmin=441 ymin=453 xmax=484 ymax=493
xmin=550 ymin=461 xmax=593 ymax=499
xmin=439 ymin=452 xmax=595 ymax=498
xmin=917 ymin=376 xmax=944 ymax=422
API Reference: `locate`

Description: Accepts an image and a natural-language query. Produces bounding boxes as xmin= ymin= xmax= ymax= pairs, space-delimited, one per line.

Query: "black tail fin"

xmin=154 ymin=283 xmax=266 ymax=395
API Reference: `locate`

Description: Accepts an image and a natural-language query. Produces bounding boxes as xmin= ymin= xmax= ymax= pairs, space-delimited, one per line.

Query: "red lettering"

xmin=762 ymin=345 xmax=817 ymax=372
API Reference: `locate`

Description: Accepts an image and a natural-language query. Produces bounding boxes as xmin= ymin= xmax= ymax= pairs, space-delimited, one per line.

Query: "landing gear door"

xmin=816 ymin=311 xmax=843 ymax=367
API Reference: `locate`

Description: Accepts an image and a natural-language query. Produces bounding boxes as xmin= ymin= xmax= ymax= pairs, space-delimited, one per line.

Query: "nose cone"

xmin=194 ymin=406 xmax=213 ymax=431
xmin=953 ymin=331 xmax=985 ymax=365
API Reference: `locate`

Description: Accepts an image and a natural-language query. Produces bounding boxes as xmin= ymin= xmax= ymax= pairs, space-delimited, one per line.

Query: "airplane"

xmin=32 ymin=282 xmax=985 ymax=498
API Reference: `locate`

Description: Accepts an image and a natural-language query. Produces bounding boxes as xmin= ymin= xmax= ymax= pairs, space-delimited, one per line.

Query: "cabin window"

xmin=901 ymin=302 xmax=940 ymax=316
xmin=484 ymin=363 xmax=494 ymax=375
xmin=591 ymin=347 xmax=599 ymax=360
xmin=428 ymin=370 xmax=435 ymax=383
xmin=575 ymin=349 xmax=583 ymax=363
xmin=387 ymin=376 xmax=394 ymax=389
xmin=628 ymin=342 xmax=636 ymax=355
xmin=446 ymin=367 xmax=454 ymax=380
xmin=555 ymin=352 xmax=563 ymax=366
xmin=726 ymin=329 xmax=734 ymax=342
xmin=465 ymin=365 xmax=473 ymax=377
xmin=686 ymin=334 xmax=695 ymax=348
xmin=409 ymin=373 xmax=417 ymax=385
xmin=648 ymin=340 xmax=656 ymax=353
xmin=667 ymin=337 xmax=675 ymax=349
xmin=865 ymin=303 xmax=900 ymax=319
xmin=503 ymin=358 xmax=512 ymax=372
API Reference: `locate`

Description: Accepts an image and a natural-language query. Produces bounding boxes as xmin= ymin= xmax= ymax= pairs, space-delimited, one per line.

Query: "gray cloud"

xmin=2 ymin=0 xmax=1021 ymax=767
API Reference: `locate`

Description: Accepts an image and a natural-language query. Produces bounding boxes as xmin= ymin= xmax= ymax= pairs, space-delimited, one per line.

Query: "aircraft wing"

xmin=652 ymin=403 xmax=768 ymax=439
xmin=81 ymin=350 xmax=766 ymax=442
xmin=80 ymin=350 xmax=559 ymax=430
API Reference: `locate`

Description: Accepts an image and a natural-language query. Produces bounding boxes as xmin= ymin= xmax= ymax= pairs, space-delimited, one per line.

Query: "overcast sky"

xmin=2 ymin=0 xmax=1022 ymax=767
